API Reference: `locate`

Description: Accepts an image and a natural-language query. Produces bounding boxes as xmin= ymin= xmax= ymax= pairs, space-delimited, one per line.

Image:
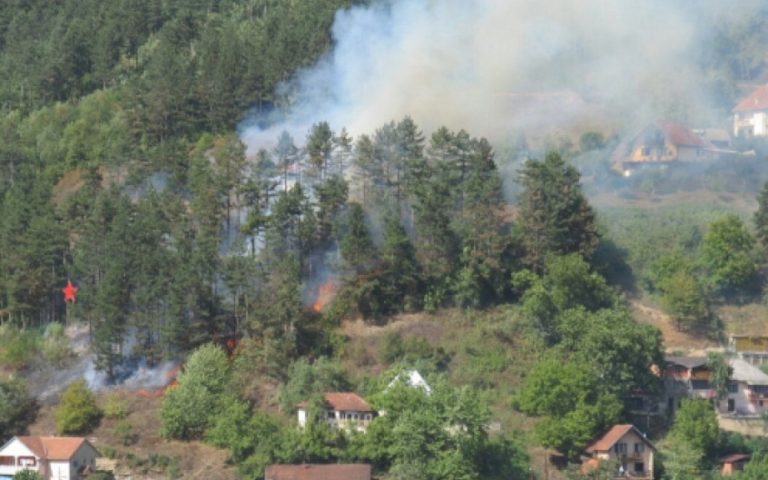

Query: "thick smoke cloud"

xmin=240 ymin=0 xmax=761 ymax=152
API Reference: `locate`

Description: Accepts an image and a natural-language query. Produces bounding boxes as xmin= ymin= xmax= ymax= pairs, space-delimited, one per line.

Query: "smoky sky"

xmin=240 ymin=0 xmax=764 ymax=152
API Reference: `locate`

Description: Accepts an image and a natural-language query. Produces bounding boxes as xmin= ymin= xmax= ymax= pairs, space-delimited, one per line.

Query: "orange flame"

xmin=312 ymin=281 xmax=337 ymax=313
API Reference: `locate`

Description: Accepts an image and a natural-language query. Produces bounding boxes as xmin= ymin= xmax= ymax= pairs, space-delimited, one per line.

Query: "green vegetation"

xmin=3 ymin=1 xmax=768 ymax=479
xmin=0 ymin=378 xmax=36 ymax=439
xmin=160 ymin=344 xmax=233 ymax=440
xmin=13 ymin=471 xmax=42 ymax=480
xmin=56 ymin=379 xmax=101 ymax=435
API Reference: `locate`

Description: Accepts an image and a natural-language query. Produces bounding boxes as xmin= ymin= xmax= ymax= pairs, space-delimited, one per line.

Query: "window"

xmin=728 ymin=399 xmax=735 ymax=412
xmin=0 ymin=456 xmax=14 ymax=466
xmin=728 ymin=382 xmax=739 ymax=393
xmin=634 ymin=443 xmax=644 ymax=454
xmin=614 ymin=443 xmax=627 ymax=454
xmin=18 ymin=457 xmax=36 ymax=467
xmin=327 ymin=411 xmax=335 ymax=419
xmin=634 ymin=462 xmax=644 ymax=473
xmin=691 ymin=380 xmax=710 ymax=390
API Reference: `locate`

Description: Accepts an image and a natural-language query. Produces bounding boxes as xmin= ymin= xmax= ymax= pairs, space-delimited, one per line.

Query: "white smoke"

xmin=240 ymin=0 xmax=765 ymax=153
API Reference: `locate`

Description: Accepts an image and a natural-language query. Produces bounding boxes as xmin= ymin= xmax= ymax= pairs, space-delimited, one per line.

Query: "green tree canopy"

xmin=160 ymin=343 xmax=231 ymax=440
xmin=517 ymin=152 xmax=599 ymax=270
xmin=701 ymin=215 xmax=756 ymax=293
xmin=0 ymin=378 xmax=37 ymax=439
xmin=56 ymin=379 xmax=102 ymax=435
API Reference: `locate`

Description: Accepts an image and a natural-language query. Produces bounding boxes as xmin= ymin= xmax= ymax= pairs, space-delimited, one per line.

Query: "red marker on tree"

xmin=62 ymin=280 xmax=78 ymax=303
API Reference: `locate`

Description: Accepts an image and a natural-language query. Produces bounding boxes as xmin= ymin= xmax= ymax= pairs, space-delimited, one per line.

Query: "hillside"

xmin=3 ymin=1 xmax=768 ymax=479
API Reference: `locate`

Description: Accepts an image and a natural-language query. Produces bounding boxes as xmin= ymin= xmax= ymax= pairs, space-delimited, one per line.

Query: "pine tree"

xmin=517 ymin=151 xmax=599 ymax=271
xmin=339 ymin=202 xmax=376 ymax=272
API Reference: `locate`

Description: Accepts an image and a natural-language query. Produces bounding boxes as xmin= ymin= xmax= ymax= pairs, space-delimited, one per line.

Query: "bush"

xmin=0 ymin=325 xmax=40 ymax=368
xmin=102 ymin=392 xmax=128 ymax=419
xmin=13 ymin=471 xmax=42 ymax=480
xmin=56 ymin=379 xmax=102 ymax=435
xmin=41 ymin=322 xmax=73 ymax=366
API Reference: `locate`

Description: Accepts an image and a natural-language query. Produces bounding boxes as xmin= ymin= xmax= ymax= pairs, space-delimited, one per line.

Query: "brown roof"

xmin=16 ymin=436 xmax=95 ymax=461
xmin=665 ymin=356 xmax=708 ymax=369
xmin=734 ymin=85 xmax=768 ymax=112
xmin=656 ymin=121 xmax=713 ymax=148
xmin=585 ymin=425 xmax=654 ymax=453
xmin=721 ymin=453 xmax=751 ymax=464
xmin=298 ymin=393 xmax=373 ymax=412
xmin=265 ymin=464 xmax=371 ymax=480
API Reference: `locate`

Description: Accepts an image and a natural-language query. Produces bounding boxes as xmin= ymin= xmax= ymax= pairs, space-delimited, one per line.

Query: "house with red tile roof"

xmin=733 ymin=85 xmax=768 ymax=138
xmin=583 ymin=424 xmax=655 ymax=479
xmin=720 ymin=453 xmax=751 ymax=476
xmin=297 ymin=393 xmax=376 ymax=432
xmin=265 ymin=464 xmax=371 ymax=480
xmin=612 ymin=121 xmax=718 ymax=171
xmin=0 ymin=436 xmax=99 ymax=480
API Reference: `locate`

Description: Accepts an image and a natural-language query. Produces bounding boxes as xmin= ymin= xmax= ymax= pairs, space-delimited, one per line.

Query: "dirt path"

xmin=630 ymin=300 xmax=718 ymax=352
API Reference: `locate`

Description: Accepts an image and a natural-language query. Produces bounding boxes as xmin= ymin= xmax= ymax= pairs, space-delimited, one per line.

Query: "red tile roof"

xmin=16 ymin=436 xmax=94 ymax=461
xmin=298 ymin=393 xmax=373 ymax=412
xmin=721 ymin=453 xmax=751 ymax=464
xmin=656 ymin=121 xmax=713 ymax=148
xmin=585 ymin=425 xmax=654 ymax=453
xmin=265 ymin=464 xmax=371 ymax=480
xmin=734 ymin=85 xmax=768 ymax=112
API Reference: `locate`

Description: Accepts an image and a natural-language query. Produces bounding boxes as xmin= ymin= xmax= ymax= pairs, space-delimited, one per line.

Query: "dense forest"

xmin=3 ymin=1 xmax=768 ymax=479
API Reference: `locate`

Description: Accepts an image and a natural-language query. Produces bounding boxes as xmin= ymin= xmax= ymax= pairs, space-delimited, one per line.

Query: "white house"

xmin=733 ymin=85 xmax=768 ymax=138
xmin=583 ymin=424 xmax=655 ymax=479
xmin=719 ymin=359 xmax=768 ymax=416
xmin=297 ymin=393 xmax=375 ymax=432
xmin=0 ymin=436 xmax=99 ymax=480
xmin=387 ymin=370 xmax=432 ymax=394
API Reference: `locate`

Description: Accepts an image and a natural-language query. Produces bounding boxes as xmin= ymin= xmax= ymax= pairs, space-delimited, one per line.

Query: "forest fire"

xmin=131 ymin=364 xmax=181 ymax=397
xmin=312 ymin=281 xmax=338 ymax=313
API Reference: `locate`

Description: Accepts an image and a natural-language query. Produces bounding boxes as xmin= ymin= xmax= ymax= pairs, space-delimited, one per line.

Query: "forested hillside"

xmin=3 ymin=1 xmax=768 ymax=479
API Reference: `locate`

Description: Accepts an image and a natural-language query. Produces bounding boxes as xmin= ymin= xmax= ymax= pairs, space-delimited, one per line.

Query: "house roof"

xmin=729 ymin=359 xmax=768 ymax=386
xmin=265 ymin=464 xmax=371 ymax=480
xmin=665 ymin=356 xmax=708 ymax=369
xmin=655 ymin=121 xmax=714 ymax=148
xmin=297 ymin=393 xmax=373 ymax=412
xmin=585 ymin=425 xmax=654 ymax=453
xmin=721 ymin=453 xmax=751 ymax=464
xmin=733 ymin=85 xmax=768 ymax=112
xmin=15 ymin=436 xmax=96 ymax=461
xmin=387 ymin=370 xmax=432 ymax=394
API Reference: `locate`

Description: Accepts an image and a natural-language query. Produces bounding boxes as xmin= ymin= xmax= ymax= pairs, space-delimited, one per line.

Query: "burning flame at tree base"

xmin=312 ymin=281 xmax=338 ymax=313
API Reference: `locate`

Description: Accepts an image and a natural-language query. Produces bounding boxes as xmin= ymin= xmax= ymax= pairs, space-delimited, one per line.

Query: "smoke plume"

xmin=240 ymin=0 xmax=764 ymax=152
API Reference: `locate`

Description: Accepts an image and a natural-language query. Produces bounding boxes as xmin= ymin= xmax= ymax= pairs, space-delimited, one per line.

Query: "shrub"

xmin=56 ymin=379 xmax=102 ymax=435
xmin=102 ymin=392 xmax=128 ymax=419
xmin=13 ymin=471 xmax=43 ymax=480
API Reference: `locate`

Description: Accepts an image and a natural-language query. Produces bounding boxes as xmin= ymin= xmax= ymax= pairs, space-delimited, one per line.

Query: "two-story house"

xmin=612 ymin=121 xmax=717 ymax=174
xmin=721 ymin=359 xmax=768 ymax=416
xmin=663 ymin=356 xmax=713 ymax=413
xmin=733 ymin=85 xmax=768 ymax=138
xmin=584 ymin=424 xmax=655 ymax=479
xmin=0 ymin=436 xmax=99 ymax=480
xmin=297 ymin=393 xmax=375 ymax=432
xmin=663 ymin=356 xmax=768 ymax=417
